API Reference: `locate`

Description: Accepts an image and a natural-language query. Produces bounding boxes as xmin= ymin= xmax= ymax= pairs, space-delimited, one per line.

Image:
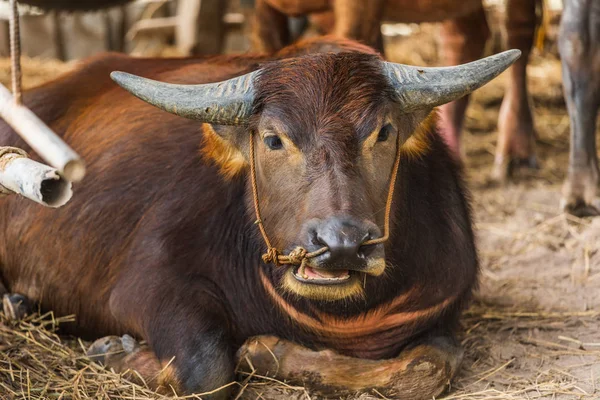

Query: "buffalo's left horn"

xmin=110 ymin=70 xmax=260 ymax=125
xmin=383 ymin=49 xmax=521 ymax=112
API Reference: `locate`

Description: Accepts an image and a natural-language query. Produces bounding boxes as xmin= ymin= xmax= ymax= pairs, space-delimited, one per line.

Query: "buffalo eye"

xmin=377 ymin=124 xmax=393 ymax=142
xmin=264 ymin=135 xmax=284 ymax=150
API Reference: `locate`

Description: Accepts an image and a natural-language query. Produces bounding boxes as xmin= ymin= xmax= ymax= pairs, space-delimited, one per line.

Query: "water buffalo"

xmin=0 ymin=37 xmax=518 ymax=398
xmin=558 ymin=0 xmax=600 ymax=216
xmin=250 ymin=0 xmax=541 ymax=182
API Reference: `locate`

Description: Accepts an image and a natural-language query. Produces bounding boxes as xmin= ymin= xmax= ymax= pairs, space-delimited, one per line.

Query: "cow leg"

xmin=437 ymin=6 xmax=490 ymax=158
xmin=250 ymin=0 xmax=292 ymax=52
xmin=95 ymin=280 xmax=234 ymax=399
xmin=559 ymin=0 xmax=600 ymax=216
xmin=492 ymin=0 xmax=538 ymax=181
xmin=333 ymin=0 xmax=386 ymax=53
xmin=238 ymin=334 xmax=463 ymax=399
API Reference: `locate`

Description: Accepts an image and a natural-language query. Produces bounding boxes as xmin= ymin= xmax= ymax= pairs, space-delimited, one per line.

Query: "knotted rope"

xmin=249 ymin=129 xmax=402 ymax=269
xmin=0 ymin=146 xmax=28 ymax=195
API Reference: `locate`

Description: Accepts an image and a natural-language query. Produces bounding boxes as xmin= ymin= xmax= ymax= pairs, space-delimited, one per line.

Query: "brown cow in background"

xmin=250 ymin=0 xmax=541 ymax=183
xmin=0 ymin=36 xmax=518 ymax=398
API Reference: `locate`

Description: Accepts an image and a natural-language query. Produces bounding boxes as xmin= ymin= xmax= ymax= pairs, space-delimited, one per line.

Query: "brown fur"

xmin=400 ymin=111 xmax=435 ymax=159
xmin=200 ymin=124 xmax=247 ymax=179
xmin=260 ymin=269 xmax=456 ymax=340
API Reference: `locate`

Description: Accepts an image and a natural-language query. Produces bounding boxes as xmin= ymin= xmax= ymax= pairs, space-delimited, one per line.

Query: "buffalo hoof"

xmin=494 ymin=95 xmax=537 ymax=183
xmin=2 ymin=293 xmax=33 ymax=321
xmin=87 ymin=335 xmax=177 ymax=392
xmin=87 ymin=334 xmax=141 ymax=367
xmin=561 ymin=168 xmax=600 ymax=217
xmin=491 ymin=154 xmax=539 ymax=183
xmin=236 ymin=335 xmax=463 ymax=399
xmin=562 ymin=200 xmax=600 ymax=217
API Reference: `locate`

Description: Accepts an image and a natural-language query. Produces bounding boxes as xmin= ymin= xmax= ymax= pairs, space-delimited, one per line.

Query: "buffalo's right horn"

xmin=383 ymin=49 xmax=521 ymax=112
xmin=110 ymin=70 xmax=260 ymax=126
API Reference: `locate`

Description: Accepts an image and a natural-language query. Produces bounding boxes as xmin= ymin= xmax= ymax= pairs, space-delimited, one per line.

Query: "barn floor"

xmin=1 ymin=15 xmax=599 ymax=400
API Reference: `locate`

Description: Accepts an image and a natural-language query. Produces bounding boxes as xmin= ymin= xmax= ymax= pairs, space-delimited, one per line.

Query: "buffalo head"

xmin=111 ymin=49 xmax=519 ymax=302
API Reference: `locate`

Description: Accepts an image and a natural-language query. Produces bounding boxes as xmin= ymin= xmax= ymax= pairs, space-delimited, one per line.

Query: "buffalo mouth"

xmin=282 ymin=259 xmax=385 ymax=300
xmin=292 ymin=265 xmax=353 ymax=285
xmin=289 ymin=257 xmax=386 ymax=287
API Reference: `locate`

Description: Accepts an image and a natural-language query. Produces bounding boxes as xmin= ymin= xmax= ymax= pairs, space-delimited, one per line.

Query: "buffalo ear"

xmin=200 ymin=124 xmax=250 ymax=179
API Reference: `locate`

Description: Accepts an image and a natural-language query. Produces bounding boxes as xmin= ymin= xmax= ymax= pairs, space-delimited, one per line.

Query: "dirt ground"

xmin=0 ymin=7 xmax=599 ymax=400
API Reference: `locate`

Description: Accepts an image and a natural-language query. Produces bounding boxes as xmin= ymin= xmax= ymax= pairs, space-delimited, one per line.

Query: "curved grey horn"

xmin=383 ymin=49 xmax=521 ymax=112
xmin=110 ymin=70 xmax=260 ymax=125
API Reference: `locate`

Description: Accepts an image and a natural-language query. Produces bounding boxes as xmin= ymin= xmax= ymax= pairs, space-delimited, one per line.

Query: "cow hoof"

xmin=2 ymin=293 xmax=33 ymax=321
xmin=491 ymin=155 xmax=538 ymax=183
xmin=87 ymin=336 xmax=183 ymax=394
xmin=237 ymin=334 xmax=463 ymax=399
xmin=561 ymin=169 xmax=600 ymax=217
xmin=561 ymin=197 xmax=600 ymax=217
xmin=87 ymin=334 xmax=140 ymax=367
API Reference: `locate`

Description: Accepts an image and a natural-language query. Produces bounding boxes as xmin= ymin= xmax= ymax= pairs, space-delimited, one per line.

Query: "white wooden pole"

xmin=0 ymin=84 xmax=86 ymax=182
xmin=0 ymin=147 xmax=72 ymax=207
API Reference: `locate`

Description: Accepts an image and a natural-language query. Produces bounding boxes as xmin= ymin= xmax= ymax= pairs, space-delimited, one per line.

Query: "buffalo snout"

xmin=300 ymin=215 xmax=384 ymax=270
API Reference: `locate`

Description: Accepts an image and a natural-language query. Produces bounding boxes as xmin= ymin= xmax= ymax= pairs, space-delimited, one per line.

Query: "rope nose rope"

xmin=249 ymin=130 xmax=402 ymax=268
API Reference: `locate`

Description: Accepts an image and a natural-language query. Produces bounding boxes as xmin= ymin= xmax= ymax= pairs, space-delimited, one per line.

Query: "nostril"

xmin=307 ymin=227 xmax=327 ymax=249
xmin=358 ymin=242 xmax=376 ymax=258
xmin=360 ymin=231 xmax=371 ymax=243
xmin=314 ymin=235 xmax=328 ymax=249
xmin=358 ymin=227 xmax=382 ymax=258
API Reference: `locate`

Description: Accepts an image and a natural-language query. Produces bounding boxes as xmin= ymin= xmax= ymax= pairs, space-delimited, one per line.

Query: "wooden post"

xmin=176 ymin=0 xmax=227 ymax=55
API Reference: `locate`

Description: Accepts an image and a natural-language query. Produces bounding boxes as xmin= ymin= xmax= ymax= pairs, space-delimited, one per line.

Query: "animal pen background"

xmin=0 ymin=0 xmax=599 ymax=399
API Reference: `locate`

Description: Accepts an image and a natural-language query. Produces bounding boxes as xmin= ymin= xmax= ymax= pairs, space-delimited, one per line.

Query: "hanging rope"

xmin=9 ymin=0 xmax=22 ymax=105
xmin=249 ymin=130 xmax=402 ymax=270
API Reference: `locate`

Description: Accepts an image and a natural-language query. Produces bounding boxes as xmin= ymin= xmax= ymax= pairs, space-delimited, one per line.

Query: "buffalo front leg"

xmin=559 ymin=0 xmax=600 ymax=216
xmin=88 ymin=282 xmax=235 ymax=399
xmin=492 ymin=0 xmax=538 ymax=181
xmin=237 ymin=334 xmax=463 ymax=399
xmin=87 ymin=334 xmax=235 ymax=397
xmin=437 ymin=6 xmax=490 ymax=159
